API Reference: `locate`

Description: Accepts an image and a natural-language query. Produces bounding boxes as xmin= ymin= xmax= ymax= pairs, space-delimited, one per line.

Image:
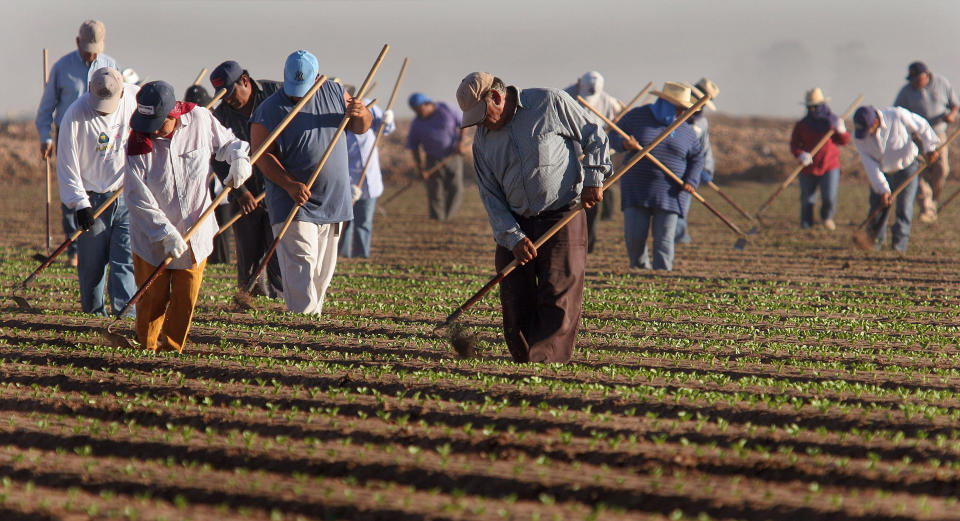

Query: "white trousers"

xmin=272 ymin=221 xmax=339 ymax=315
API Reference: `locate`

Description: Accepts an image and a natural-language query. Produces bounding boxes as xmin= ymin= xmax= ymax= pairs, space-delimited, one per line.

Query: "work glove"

xmin=796 ymin=151 xmax=813 ymax=167
xmin=161 ymin=231 xmax=189 ymax=259
xmin=75 ymin=207 xmax=95 ymax=232
xmin=351 ymin=184 xmax=363 ymax=203
xmin=831 ymin=116 xmax=847 ymax=134
xmin=225 ymin=157 xmax=252 ymax=188
xmin=382 ymin=109 xmax=395 ymax=127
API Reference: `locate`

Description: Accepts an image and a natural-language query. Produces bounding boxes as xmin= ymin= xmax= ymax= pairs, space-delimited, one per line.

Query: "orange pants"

xmin=132 ymin=254 xmax=206 ymax=352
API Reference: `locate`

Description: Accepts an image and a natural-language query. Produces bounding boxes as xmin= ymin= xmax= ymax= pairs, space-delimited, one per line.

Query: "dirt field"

xmin=3 ymin=115 xmax=960 ymax=520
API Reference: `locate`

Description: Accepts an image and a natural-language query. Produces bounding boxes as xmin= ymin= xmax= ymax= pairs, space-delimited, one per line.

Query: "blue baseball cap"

xmin=283 ymin=50 xmax=319 ymax=98
xmin=131 ymin=81 xmax=176 ymax=134
xmin=408 ymin=92 xmax=432 ymax=109
xmin=853 ymin=106 xmax=878 ymax=139
xmin=211 ymin=60 xmax=244 ymax=98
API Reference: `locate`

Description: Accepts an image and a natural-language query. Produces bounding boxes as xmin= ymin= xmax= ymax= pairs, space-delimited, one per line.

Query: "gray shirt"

xmin=894 ymin=73 xmax=958 ymax=133
xmin=473 ymin=86 xmax=612 ymax=249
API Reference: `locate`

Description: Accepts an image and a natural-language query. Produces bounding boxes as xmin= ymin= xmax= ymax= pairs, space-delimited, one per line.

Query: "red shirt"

xmin=790 ymin=119 xmax=850 ymax=176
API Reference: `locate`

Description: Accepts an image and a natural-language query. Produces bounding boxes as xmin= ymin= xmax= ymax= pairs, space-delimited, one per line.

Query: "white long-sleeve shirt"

xmin=854 ymin=106 xmax=940 ymax=194
xmin=56 ymin=83 xmax=140 ymax=210
xmin=124 ymin=106 xmax=248 ymax=269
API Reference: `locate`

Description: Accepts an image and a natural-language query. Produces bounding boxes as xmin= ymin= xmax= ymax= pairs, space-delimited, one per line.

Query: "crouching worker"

xmin=124 ymin=81 xmax=251 ymax=352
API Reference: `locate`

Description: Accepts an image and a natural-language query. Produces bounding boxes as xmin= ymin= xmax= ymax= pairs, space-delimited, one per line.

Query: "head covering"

xmin=853 ymin=106 xmax=878 ymax=139
xmin=456 ymin=72 xmax=495 ymax=128
xmin=687 ymin=83 xmax=717 ymax=112
xmin=693 ymin=78 xmax=719 ymax=110
xmin=578 ymin=71 xmax=604 ymax=97
xmin=211 ymin=60 xmax=244 ymax=98
xmin=121 ymin=68 xmax=140 ymax=85
xmin=408 ymin=92 xmax=432 ymax=109
xmin=184 ymin=85 xmax=212 ymax=107
xmin=283 ymin=50 xmax=319 ymax=98
xmin=803 ymin=102 xmax=834 ymax=134
xmin=131 ymin=81 xmax=177 ymax=134
xmin=78 ymin=20 xmax=105 ymax=53
xmin=804 ymin=87 xmax=830 ymax=107
xmin=651 ymin=81 xmax=694 ymax=109
xmin=88 ymin=67 xmax=123 ymax=114
xmin=907 ymin=61 xmax=929 ymax=80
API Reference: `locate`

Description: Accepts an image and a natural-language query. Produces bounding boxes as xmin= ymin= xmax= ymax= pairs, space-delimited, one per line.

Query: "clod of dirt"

xmin=841 ymin=260 xmax=852 ymax=269
xmin=232 ymin=290 xmax=256 ymax=311
xmin=447 ymin=322 xmax=479 ymax=359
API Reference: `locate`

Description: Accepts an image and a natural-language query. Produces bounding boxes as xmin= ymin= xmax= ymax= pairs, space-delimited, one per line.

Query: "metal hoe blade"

xmin=734 ymin=237 xmax=748 ymax=250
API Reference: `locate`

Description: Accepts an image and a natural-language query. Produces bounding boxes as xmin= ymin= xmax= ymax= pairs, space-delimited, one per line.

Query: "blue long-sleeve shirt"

xmin=611 ymin=105 xmax=704 ymax=216
xmin=35 ymin=50 xmax=118 ymax=142
xmin=473 ymin=86 xmax=612 ymax=249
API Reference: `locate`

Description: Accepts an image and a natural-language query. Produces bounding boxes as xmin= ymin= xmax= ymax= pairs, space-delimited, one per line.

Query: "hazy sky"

xmin=4 ymin=0 xmax=959 ymax=122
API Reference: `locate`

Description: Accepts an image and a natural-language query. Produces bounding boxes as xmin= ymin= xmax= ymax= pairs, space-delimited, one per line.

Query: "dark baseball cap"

xmin=211 ymin=60 xmax=244 ymax=98
xmin=131 ymin=81 xmax=176 ymax=134
xmin=853 ymin=106 xmax=878 ymax=139
xmin=184 ymin=85 xmax=212 ymax=106
xmin=907 ymin=61 xmax=929 ymax=80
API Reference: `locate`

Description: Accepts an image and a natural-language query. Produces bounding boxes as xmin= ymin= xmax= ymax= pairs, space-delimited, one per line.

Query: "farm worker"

xmin=675 ymin=78 xmax=719 ymax=244
xmin=183 ymin=84 xmax=232 ymax=266
xmin=406 ymin=92 xmax=466 ymax=221
xmin=340 ymin=84 xmax=396 ymax=258
xmin=565 ymin=71 xmax=624 ymax=253
xmin=124 ymin=80 xmax=252 ymax=352
xmin=789 ymin=87 xmax=850 ymax=231
xmin=610 ymin=81 xmax=704 ymax=271
xmin=249 ymin=50 xmax=372 ymax=314
xmin=36 ymin=20 xmax=120 ymax=267
xmin=458 ymin=71 xmax=612 ymax=363
xmin=852 ymin=105 xmax=940 ymax=252
xmin=893 ymin=61 xmax=959 ymax=223
xmin=55 ymin=67 xmax=137 ymax=317
xmin=209 ymin=60 xmax=284 ymax=297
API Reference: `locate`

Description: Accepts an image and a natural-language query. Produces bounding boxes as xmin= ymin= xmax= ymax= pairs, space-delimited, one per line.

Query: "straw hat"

xmin=650 ymin=81 xmax=694 ymax=109
xmin=804 ymin=87 xmax=830 ymax=106
xmin=693 ymin=78 xmax=719 ymax=110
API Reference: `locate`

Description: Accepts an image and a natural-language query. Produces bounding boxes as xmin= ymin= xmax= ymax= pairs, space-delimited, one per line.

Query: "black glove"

xmin=75 ymin=207 xmax=95 ymax=232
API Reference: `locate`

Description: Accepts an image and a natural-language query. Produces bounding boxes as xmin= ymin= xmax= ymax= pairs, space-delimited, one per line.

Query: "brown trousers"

xmin=133 ymin=254 xmax=206 ymax=352
xmin=495 ymin=207 xmax=586 ymax=363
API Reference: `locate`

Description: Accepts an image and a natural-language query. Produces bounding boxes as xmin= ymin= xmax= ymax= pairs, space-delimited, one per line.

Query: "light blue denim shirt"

xmin=473 ymin=87 xmax=612 ymax=249
xmin=36 ymin=50 xmax=118 ymax=142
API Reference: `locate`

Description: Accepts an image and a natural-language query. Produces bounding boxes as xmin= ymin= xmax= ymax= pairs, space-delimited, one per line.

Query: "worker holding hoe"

xmin=458 ymin=71 xmax=611 ymax=364
xmin=124 ymin=81 xmax=252 ymax=352
xmin=852 ymin=105 xmax=940 ymax=253
xmin=406 ymin=92 xmax=466 ymax=221
xmin=56 ymin=67 xmax=138 ymax=317
xmin=209 ymin=60 xmax=285 ymax=298
xmin=675 ymin=78 xmax=719 ymax=244
xmin=249 ymin=50 xmax=372 ymax=315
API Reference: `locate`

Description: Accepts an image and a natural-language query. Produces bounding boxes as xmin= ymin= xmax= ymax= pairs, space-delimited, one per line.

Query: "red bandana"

xmin=127 ymin=102 xmax=198 ymax=156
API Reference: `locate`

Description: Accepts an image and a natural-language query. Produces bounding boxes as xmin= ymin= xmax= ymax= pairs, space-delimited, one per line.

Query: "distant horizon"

xmin=5 ymin=0 xmax=959 ymax=123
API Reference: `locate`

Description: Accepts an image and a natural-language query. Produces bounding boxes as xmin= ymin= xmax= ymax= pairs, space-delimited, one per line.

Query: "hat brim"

xmin=283 ymin=80 xmax=311 ymax=98
xmin=130 ymin=112 xmax=166 ymax=134
xmin=854 ymin=128 xmax=867 ymax=139
xmin=79 ymin=40 xmax=104 ymax=54
xmin=90 ymin=93 xmax=121 ymax=114
xmin=460 ymin=99 xmax=487 ymax=129
xmin=650 ymin=90 xmax=694 ymax=110
xmin=804 ymin=98 xmax=831 ymax=106
xmin=687 ymin=85 xmax=717 ymax=111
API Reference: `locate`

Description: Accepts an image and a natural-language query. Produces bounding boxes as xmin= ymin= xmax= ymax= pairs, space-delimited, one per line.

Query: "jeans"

xmin=340 ymin=196 xmax=377 ymax=258
xmin=425 ymin=155 xmax=463 ymax=221
xmin=798 ymin=169 xmax=839 ymax=228
xmin=674 ymin=213 xmax=691 ymax=244
xmin=624 ymin=206 xmax=678 ymax=271
xmin=75 ymin=192 xmax=136 ymax=317
xmin=62 ymin=203 xmax=78 ymax=257
xmin=867 ymin=161 xmax=919 ymax=252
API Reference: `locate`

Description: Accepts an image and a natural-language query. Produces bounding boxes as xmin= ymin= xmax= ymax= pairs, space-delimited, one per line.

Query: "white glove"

xmin=797 ymin=151 xmax=813 ymax=167
xmin=382 ymin=109 xmax=395 ymax=127
xmin=834 ymin=119 xmax=847 ymax=134
xmin=161 ymin=231 xmax=189 ymax=259
xmin=351 ymin=184 xmax=363 ymax=203
xmin=226 ymin=157 xmax=252 ymax=188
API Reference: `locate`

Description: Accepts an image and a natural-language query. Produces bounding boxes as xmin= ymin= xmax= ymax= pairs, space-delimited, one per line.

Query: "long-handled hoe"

xmin=100 ymin=78 xmax=327 ymax=348
xmin=613 ymin=81 xmax=653 ymax=123
xmin=578 ymin=96 xmax=749 ymax=249
xmin=9 ymin=89 xmax=228 ymax=311
xmin=752 ymin=94 xmax=864 ymax=231
xmin=437 ymin=93 xmax=713 ymax=357
xmin=233 ymin=45 xmax=390 ymax=311
xmin=852 ymin=126 xmax=960 ymax=250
